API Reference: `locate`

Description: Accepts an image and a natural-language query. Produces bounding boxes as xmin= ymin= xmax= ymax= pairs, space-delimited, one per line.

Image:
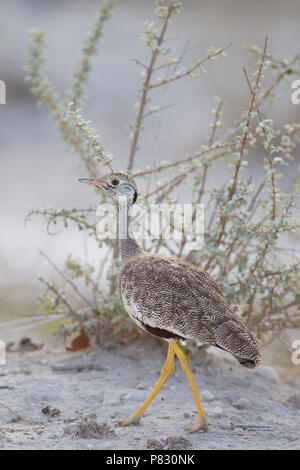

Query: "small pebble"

xmin=287 ymin=393 xmax=300 ymax=408
xmin=200 ymin=390 xmax=215 ymax=402
xmin=136 ymin=383 xmax=145 ymax=390
xmin=234 ymin=398 xmax=251 ymax=410
xmin=210 ymin=407 xmax=223 ymax=418
xmin=41 ymin=406 xmax=60 ymax=417
xmin=122 ymin=393 xmax=133 ymax=401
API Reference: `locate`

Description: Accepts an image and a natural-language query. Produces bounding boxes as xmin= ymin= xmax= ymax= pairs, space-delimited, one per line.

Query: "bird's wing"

xmin=120 ymin=254 xmax=232 ymax=341
xmin=119 ymin=253 xmax=260 ymax=367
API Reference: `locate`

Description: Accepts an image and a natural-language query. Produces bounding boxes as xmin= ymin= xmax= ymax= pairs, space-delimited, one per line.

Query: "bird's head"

xmin=79 ymin=171 xmax=138 ymax=207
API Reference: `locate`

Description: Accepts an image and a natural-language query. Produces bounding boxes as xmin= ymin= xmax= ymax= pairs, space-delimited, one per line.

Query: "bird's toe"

xmin=188 ymin=420 xmax=208 ymax=433
xmin=119 ymin=416 xmax=141 ymax=426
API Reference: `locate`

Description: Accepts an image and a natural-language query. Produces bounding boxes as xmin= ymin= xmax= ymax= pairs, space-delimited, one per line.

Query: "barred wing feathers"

xmin=119 ymin=254 xmax=261 ymax=368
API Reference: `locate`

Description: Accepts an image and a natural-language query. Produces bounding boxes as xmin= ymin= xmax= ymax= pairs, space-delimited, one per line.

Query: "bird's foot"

xmin=188 ymin=419 xmax=208 ymax=433
xmin=119 ymin=416 xmax=142 ymax=426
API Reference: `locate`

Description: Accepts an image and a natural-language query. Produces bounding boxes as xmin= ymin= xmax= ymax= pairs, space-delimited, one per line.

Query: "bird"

xmin=79 ymin=171 xmax=261 ymax=432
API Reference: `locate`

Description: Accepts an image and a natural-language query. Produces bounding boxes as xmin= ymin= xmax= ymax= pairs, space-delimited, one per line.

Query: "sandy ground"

xmin=0 ymin=338 xmax=300 ymax=450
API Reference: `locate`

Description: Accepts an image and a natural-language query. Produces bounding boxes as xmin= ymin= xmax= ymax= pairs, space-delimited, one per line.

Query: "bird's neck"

xmin=117 ymin=198 xmax=143 ymax=262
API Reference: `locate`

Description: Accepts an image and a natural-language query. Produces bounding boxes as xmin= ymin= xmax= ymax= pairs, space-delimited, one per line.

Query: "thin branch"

xmin=39 ymin=277 xmax=85 ymax=328
xmin=243 ymin=66 xmax=276 ymax=220
xmin=127 ymin=3 xmax=175 ymax=171
xmin=4 ymin=314 xmax=68 ymax=334
xmin=230 ymin=38 xmax=268 ymax=200
xmin=256 ymin=50 xmax=300 ymax=107
xmin=71 ymin=0 xmax=118 ymax=108
xmin=149 ymin=43 xmax=232 ymax=90
xmin=276 ymin=298 xmax=300 ymax=311
xmin=178 ymin=99 xmax=224 ymax=258
xmin=39 ymin=250 xmax=92 ymax=307
xmin=204 ymin=38 xmax=269 ymax=272
xmin=141 ymin=102 xmax=175 ymax=120
xmin=133 ymin=143 xmax=234 ymax=177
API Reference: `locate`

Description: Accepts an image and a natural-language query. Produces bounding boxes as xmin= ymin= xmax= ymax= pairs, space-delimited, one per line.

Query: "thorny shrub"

xmin=23 ymin=0 xmax=300 ymax=347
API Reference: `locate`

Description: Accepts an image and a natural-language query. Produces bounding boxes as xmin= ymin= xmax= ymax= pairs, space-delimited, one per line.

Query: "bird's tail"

xmin=214 ymin=319 xmax=261 ymax=368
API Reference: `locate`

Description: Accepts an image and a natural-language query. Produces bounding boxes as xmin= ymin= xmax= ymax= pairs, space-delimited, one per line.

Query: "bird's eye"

xmin=110 ymin=178 xmax=120 ymax=186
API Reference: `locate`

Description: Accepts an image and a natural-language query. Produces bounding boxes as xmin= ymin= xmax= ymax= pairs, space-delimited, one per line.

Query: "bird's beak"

xmin=78 ymin=177 xmax=109 ymax=189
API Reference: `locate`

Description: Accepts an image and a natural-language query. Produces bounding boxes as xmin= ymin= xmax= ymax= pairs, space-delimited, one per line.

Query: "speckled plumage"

xmin=80 ymin=170 xmax=261 ymax=430
xmin=119 ymin=253 xmax=261 ymax=368
xmin=80 ymin=171 xmax=260 ymax=367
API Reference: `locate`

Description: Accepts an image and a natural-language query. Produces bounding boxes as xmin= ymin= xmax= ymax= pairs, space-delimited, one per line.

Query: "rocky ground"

xmin=0 ymin=338 xmax=300 ymax=450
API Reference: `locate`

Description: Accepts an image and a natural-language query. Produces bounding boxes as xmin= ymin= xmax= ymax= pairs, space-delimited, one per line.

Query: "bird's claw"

xmin=188 ymin=420 xmax=208 ymax=433
xmin=119 ymin=416 xmax=141 ymax=426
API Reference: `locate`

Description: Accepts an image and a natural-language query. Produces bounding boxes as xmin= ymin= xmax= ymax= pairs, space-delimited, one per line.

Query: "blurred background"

xmin=0 ymin=0 xmax=300 ymax=365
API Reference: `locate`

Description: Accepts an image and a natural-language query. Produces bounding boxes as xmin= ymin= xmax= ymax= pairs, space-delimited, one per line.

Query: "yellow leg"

xmin=172 ymin=341 xmax=208 ymax=433
xmin=119 ymin=342 xmax=175 ymax=426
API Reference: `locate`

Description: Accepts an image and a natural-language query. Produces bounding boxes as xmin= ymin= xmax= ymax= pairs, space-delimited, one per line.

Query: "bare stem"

xmin=127 ymin=3 xmax=175 ymax=172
